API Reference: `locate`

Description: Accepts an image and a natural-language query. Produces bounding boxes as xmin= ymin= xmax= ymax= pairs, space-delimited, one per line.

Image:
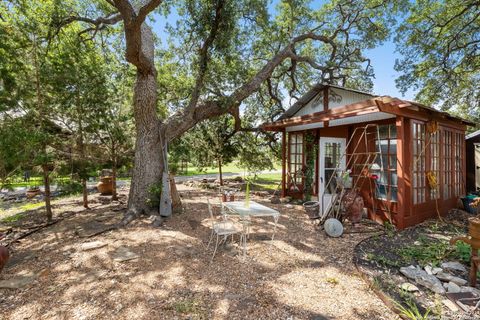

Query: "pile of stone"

xmin=399 ymin=262 xmax=480 ymax=297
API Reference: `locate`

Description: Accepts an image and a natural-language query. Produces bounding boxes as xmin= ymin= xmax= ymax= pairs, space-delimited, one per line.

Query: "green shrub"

xmin=454 ymin=241 xmax=472 ymax=263
xmin=397 ymin=239 xmax=451 ymax=267
xmin=57 ymin=180 xmax=83 ymax=196
xmin=146 ymin=182 xmax=162 ymax=208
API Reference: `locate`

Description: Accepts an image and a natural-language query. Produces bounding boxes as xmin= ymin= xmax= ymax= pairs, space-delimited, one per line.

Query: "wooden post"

xmin=281 ymin=130 xmax=287 ymax=197
xmin=396 ymin=116 xmax=408 ymax=229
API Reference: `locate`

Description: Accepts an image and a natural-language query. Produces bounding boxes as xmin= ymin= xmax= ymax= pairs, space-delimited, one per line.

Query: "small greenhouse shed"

xmin=263 ymin=85 xmax=474 ymax=229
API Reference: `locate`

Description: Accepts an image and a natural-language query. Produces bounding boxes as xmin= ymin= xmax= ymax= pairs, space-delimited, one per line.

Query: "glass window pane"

xmin=390 ymin=125 xmax=397 ymax=138
xmin=379 ymin=125 xmax=389 ymax=139
xmin=391 ymin=187 xmax=398 ymax=201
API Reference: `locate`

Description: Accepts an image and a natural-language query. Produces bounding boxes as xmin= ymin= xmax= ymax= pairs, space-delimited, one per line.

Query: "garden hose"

xmin=426 ymin=170 xmax=442 ymax=220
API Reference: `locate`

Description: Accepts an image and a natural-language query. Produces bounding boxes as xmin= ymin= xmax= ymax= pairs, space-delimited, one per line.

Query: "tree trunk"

xmin=126 ymin=70 xmax=163 ymax=217
xmin=42 ymin=166 xmax=53 ymax=222
xmin=111 ymin=147 xmax=118 ymax=201
xmin=218 ymin=157 xmax=223 ymax=186
xmin=82 ymin=178 xmax=88 ymax=209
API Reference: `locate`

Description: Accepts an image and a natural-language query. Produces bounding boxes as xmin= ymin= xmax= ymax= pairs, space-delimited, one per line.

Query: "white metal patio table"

xmin=222 ymin=201 xmax=280 ymax=258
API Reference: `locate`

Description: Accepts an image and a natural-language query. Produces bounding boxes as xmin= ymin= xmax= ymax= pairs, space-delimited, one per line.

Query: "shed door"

xmin=319 ymin=137 xmax=346 ymax=215
xmin=475 ymin=143 xmax=480 ymax=191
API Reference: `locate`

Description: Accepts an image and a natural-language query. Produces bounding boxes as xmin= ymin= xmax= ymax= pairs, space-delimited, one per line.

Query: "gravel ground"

xmin=0 ymin=185 xmax=397 ymax=320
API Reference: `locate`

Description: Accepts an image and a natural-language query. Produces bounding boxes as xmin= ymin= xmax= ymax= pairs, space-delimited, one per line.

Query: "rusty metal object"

xmin=342 ymin=189 xmax=364 ymax=224
xmin=450 ymin=217 xmax=480 ymax=287
xmin=0 ymin=233 xmax=9 ymax=273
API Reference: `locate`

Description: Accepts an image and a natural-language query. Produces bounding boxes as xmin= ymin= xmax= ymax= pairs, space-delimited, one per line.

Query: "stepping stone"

xmin=0 ymin=274 xmax=36 ymax=289
xmin=80 ymin=241 xmax=107 ymax=251
xmin=111 ymin=247 xmax=139 ymax=262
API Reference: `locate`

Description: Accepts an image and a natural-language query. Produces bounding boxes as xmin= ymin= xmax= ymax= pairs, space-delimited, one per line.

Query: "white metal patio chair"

xmin=206 ymin=199 xmax=244 ymax=261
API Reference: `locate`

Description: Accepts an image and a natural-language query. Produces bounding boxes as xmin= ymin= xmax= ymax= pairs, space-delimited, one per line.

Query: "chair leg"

xmin=211 ymin=234 xmax=220 ymax=261
xmin=207 ymin=230 xmax=214 ymax=250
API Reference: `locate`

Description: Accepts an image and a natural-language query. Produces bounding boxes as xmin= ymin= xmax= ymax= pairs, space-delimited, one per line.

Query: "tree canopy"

xmin=395 ymin=0 xmax=480 ymax=122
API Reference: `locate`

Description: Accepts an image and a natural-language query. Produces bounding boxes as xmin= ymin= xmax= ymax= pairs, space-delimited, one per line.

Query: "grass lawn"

xmin=7 ymin=176 xmax=71 ymax=188
xmin=178 ymin=161 xmax=281 ymax=176
xmin=250 ymin=172 xmax=282 ymax=192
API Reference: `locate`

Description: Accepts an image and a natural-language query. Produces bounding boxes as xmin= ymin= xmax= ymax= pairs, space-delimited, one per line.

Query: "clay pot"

xmin=221 ymin=194 xmax=235 ymax=202
xmin=468 ymin=217 xmax=480 ymax=249
xmin=0 ymin=234 xmax=9 ymax=273
xmin=97 ymin=176 xmax=113 ymax=195
xmin=0 ymin=246 xmax=8 ymax=273
xmin=26 ymin=188 xmax=41 ymax=199
xmin=303 ymin=201 xmax=320 ymax=219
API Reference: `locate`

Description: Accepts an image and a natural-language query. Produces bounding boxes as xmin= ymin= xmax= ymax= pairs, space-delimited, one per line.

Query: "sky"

xmin=149 ymin=1 xmax=417 ymax=102
xmin=366 ymin=41 xmax=415 ymax=100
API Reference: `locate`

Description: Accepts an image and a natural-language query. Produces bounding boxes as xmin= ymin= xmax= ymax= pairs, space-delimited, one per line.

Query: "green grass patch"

xmin=1 ymin=212 xmax=25 ymax=223
xmin=250 ymin=173 xmax=282 ymax=191
xmin=19 ymin=202 xmax=45 ymax=211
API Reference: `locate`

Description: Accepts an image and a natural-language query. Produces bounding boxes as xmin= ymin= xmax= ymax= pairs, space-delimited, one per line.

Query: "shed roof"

xmin=466 ymin=129 xmax=480 ymax=140
xmin=263 ymin=95 xmax=475 ymax=131
xmin=278 ymin=84 xmax=375 ymax=120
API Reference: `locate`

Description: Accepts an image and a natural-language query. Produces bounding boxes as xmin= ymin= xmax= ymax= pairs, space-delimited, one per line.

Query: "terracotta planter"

xmin=97 ymin=176 xmax=113 ymax=195
xmin=26 ymin=188 xmax=41 ymax=199
xmin=221 ymin=194 xmax=235 ymax=202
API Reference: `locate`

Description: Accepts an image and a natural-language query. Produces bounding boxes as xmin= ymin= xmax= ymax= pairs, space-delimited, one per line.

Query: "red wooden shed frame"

xmin=263 ymin=86 xmax=474 ymax=229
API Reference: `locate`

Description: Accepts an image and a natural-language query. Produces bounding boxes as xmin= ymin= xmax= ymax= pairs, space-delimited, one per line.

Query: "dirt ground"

xmin=0 ymin=184 xmax=397 ymax=320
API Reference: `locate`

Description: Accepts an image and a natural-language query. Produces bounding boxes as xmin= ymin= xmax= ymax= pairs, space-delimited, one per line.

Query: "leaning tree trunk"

xmin=126 ymin=70 xmax=164 ymax=219
xmin=42 ymin=165 xmax=53 ymax=222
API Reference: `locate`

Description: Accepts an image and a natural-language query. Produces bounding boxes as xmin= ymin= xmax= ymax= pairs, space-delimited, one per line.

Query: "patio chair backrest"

xmin=207 ymin=199 xmax=215 ymax=228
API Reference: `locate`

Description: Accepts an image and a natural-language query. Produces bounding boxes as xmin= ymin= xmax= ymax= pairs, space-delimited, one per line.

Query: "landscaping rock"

xmin=280 ymin=197 xmax=291 ymax=203
xmin=270 ymin=196 xmax=280 ymax=204
xmin=111 ymin=247 xmax=139 ymax=262
xmin=0 ymin=274 xmax=37 ymax=289
xmin=432 ymin=267 xmax=443 ymax=275
xmin=441 ymin=261 xmax=467 ymax=273
xmin=400 ymin=266 xmax=446 ymax=294
xmin=442 ymin=299 xmax=459 ymax=312
xmin=425 ymin=265 xmax=433 ymax=275
xmin=80 ymin=241 xmax=107 ymax=251
xmin=435 ymin=272 xmax=467 ymax=286
xmin=399 ymin=282 xmax=419 ymax=292
xmin=460 ymin=286 xmax=480 ymax=297
xmin=445 ymin=281 xmax=461 ymax=293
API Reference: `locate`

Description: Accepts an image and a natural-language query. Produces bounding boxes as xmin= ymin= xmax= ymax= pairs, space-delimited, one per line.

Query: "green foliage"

xmin=237 ymin=132 xmax=275 ymax=176
xmin=366 ymin=252 xmax=401 ymax=268
xmin=395 ymin=0 xmax=480 ymax=123
xmin=384 ymin=221 xmax=397 ymax=238
xmin=392 ymin=297 xmax=431 ymax=320
xmin=146 ymin=182 xmax=163 ymax=209
xmin=57 ymin=180 xmax=83 ymax=196
xmin=397 ymin=237 xmax=451 ymax=267
xmin=1 ymin=213 xmax=25 ymax=224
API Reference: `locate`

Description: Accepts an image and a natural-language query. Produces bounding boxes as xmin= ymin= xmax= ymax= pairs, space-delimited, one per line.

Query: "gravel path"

xmin=0 ymin=186 xmax=397 ymax=319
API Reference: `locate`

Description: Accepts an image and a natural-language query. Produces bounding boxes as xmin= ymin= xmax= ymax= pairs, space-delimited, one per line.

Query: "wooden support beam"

xmin=281 ymin=130 xmax=287 ymax=197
